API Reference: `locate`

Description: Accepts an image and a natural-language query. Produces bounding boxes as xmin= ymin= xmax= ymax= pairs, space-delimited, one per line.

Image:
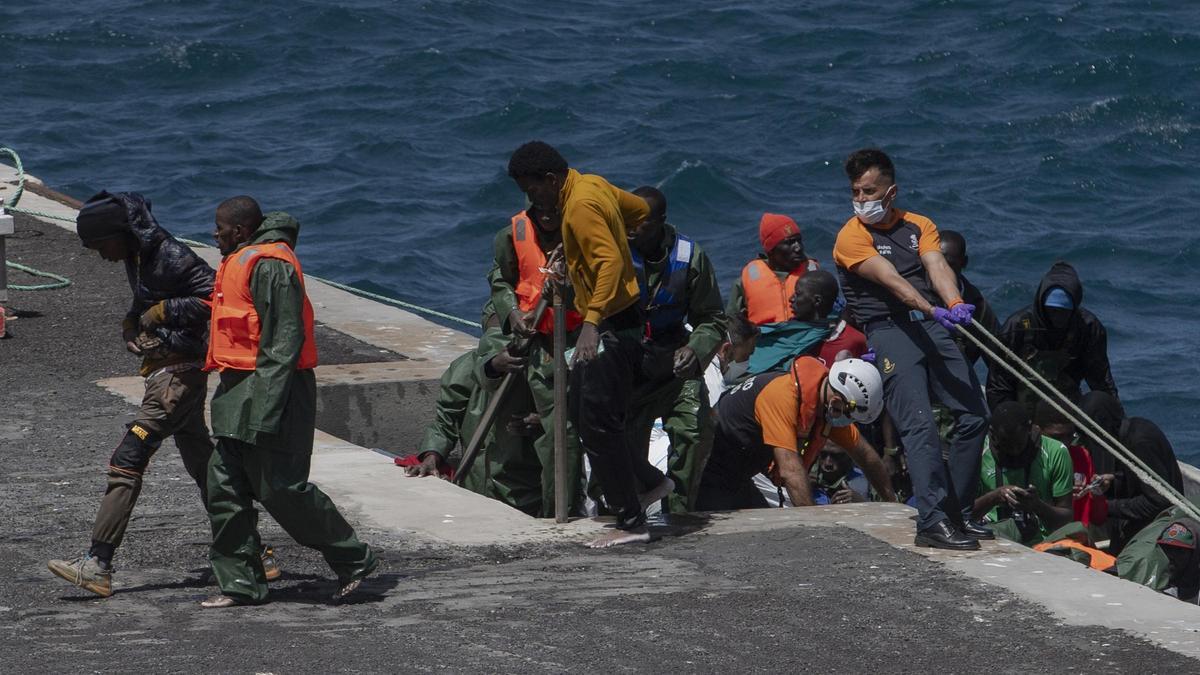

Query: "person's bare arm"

xmin=1023 ymin=491 xmax=1074 ymax=533
xmin=844 ymin=435 xmax=897 ymax=502
xmin=853 ymin=256 xmax=935 ymax=315
xmin=920 ymin=250 xmax=964 ymax=308
xmin=772 ymin=447 xmax=814 ymax=507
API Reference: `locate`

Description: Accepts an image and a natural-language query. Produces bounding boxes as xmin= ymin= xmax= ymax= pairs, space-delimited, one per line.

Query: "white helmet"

xmin=828 ymin=358 xmax=883 ymax=424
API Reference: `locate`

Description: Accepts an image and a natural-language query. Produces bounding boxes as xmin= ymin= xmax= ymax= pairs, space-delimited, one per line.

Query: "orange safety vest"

xmin=741 ymin=258 xmax=818 ymax=325
xmin=767 ymin=356 xmax=832 ymax=484
xmin=1032 ymin=539 xmax=1118 ymax=572
xmin=512 ymin=212 xmax=583 ymax=334
xmin=206 ymin=241 xmax=318 ymax=372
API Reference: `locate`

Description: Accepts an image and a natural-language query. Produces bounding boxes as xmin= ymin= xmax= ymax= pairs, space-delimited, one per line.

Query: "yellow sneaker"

xmin=48 ymin=555 xmax=113 ymax=598
xmin=261 ymin=546 xmax=281 ymax=582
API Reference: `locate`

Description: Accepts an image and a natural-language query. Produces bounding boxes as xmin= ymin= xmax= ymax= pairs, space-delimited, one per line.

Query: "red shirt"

xmin=1068 ymin=444 xmax=1108 ymax=526
xmin=817 ymin=321 xmax=867 ymax=366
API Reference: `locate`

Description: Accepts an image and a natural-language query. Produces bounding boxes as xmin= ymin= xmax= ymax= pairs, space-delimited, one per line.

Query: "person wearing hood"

xmin=725 ymin=212 xmax=825 ymax=375
xmin=986 ymin=261 xmax=1117 ymax=412
xmin=48 ymin=191 xmax=222 ymax=598
xmin=201 ymin=196 xmax=376 ymax=608
xmin=1079 ymin=391 xmax=1183 ymax=553
xmin=622 ymin=186 xmax=727 ymax=513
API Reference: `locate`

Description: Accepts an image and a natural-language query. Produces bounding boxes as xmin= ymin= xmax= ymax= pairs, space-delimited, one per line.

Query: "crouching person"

xmin=696 ymin=357 xmax=895 ymax=509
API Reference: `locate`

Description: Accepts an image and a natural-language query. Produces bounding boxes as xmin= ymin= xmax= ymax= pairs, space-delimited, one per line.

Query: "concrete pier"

xmin=2 ymin=164 xmax=1198 ymax=672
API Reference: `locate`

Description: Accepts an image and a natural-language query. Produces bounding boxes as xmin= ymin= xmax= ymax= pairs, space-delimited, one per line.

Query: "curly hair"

xmin=507 ymin=141 xmax=568 ymax=180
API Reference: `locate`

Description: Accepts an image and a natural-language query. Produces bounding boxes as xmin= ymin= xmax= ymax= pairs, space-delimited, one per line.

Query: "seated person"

xmin=811 ymin=446 xmax=870 ymax=505
xmin=1080 ymin=391 xmax=1184 ymax=553
xmin=973 ymin=402 xmax=1074 ymax=545
xmin=697 ymin=356 xmax=894 ymax=510
xmin=1033 ymin=400 xmax=1108 ymax=528
xmin=1155 ymin=520 xmax=1200 ymax=603
xmin=987 ymin=261 xmax=1118 ymax=413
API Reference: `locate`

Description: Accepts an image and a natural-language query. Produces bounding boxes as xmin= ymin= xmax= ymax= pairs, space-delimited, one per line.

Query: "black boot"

xmin=915 ymin=520 xmax=980 ymax=550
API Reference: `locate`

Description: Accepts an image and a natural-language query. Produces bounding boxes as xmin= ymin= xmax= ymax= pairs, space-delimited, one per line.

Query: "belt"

xmin=864 ymin=309 xmax=927 ymax=335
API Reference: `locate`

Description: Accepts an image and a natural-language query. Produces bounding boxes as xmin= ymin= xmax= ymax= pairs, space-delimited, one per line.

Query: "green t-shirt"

xmin=979 ymin=435 xmax=1075 ymax=536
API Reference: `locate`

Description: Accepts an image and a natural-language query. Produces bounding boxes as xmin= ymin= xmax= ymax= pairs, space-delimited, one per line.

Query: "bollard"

xmin=0 ymin=209 xmax=12 ymax=338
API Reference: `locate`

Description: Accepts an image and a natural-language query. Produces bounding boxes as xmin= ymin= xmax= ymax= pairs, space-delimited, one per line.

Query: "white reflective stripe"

xmin=675 ymin=238 xmax=692 ymax=263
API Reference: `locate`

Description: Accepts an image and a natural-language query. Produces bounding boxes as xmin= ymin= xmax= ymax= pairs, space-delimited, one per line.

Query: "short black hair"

xmin=507 ymin=141 xmax=568 ymax=180
xmin=796 ymin=269 xmax=840 ymax=316
xmin=940 ymin=229 xmax=966 ymax=254
xmin=632 ymin=185 xmax=666 ymax=222
xmin=216 ymin=195 xmax=264 ymax=232
xmin=729 ymin=312 xmax=759 ymax=344
xmin=844 ymin=148 xmax=896 ymax=183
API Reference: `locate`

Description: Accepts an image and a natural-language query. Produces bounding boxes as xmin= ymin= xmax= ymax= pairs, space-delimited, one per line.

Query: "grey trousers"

xmin=868 ymin=319 xmax=989 ymax=531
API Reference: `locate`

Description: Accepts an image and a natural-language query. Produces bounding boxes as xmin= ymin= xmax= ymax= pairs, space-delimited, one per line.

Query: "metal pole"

xmin=552 ymin=284 xmax=568 ymax=523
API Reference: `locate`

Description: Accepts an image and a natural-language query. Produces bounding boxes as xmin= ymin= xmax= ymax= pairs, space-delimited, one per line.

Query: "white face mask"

xmin=852 ymin=186 xmax=894 ymax=225
xmin=723 ymin=360 xmax=749 ymax=386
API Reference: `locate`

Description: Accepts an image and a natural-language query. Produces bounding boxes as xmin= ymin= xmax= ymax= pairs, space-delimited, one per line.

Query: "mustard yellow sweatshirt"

xmin=558 ymin=168 xmax=648 ymax=325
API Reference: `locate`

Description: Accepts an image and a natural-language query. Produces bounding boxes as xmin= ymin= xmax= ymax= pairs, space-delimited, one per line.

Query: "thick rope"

xmin=957 ymin=320 xmax=1200 ymax=523
xmin=6 ymin=261 xmax=71 ymax=291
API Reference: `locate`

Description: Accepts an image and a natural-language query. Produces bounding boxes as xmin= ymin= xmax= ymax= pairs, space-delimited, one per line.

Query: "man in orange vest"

xmin=200 ymin=196 xmax=376 ymax=608
xmin=487 ymin=202 xmax=586 ymax=516
xmin=508 ymin=140 xmax=659 ymax=548
xmin=726 ymin=213 xmax=827 ymax=375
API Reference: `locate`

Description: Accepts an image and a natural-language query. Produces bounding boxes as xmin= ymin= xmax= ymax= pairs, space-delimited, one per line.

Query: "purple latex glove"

xmin=930 ymin=306 xmax=957 ymax=330
xmin=949 ymin=303 xmax=975 ymax=326
xmin=860 ymin=349 xmax=877 ymax=364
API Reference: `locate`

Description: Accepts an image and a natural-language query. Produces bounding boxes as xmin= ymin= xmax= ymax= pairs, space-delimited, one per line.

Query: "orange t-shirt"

xmin=832 ymin=209 xmax=942 ymax=272
xmin=752 ymin=360 xmax=860 ymax=470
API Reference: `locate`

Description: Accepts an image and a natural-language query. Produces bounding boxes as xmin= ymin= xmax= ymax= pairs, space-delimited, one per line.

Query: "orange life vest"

xmin=1032 ymin=539 xmax=1118 ymax=572
xmin=767 ymin=356 xmax=832 ymax=484
xmin=205 ymin=241 xmax=318 ymax=372
xmin=741 ymin=258 xmax=818 ymax=325
xmin=512 ymin=212 xmax=583 ymax=334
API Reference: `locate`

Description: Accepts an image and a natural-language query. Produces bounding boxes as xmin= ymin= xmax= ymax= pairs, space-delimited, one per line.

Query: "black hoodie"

xmin=83 ymin=191 xmax=215 ymax=367
xmin=1081 ymin=391 xmax=1183 ymax=552
xmin=986 ymin=261 xmax=1117 ymax=409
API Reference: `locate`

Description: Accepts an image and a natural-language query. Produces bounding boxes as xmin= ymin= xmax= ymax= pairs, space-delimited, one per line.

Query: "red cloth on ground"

xmin=394 ymin=454 xmax=456 ymax=481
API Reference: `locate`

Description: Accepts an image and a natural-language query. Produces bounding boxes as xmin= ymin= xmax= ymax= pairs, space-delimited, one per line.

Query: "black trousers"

xmin=867 ymin=319 xmax=989 ymax=531
xmin=568 ymin=315 xmax=662 ymax=528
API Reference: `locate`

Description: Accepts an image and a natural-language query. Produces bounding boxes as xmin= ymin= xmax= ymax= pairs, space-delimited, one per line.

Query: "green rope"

xmin=6 ymin=260 xmax=71 ymax=291
xmin=1 ymin=146 xmax=25 ymax=209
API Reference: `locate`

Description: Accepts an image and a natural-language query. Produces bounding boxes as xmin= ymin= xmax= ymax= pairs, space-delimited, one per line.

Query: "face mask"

xmin=723 ymin=360 xmax=749 ymax=385
xmin=827 ymin=405 xmax=854 ymax=427
xmin=853 ymin=186 xmax=894 ymax=225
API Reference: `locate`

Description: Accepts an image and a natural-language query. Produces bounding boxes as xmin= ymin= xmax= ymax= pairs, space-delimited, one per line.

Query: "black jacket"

xmin=986 ymin=261 xmax=1117 ymax=408
xmin=1081 ymin=392 xmax=1183 ymax=552
xmin=105 ymin=192 xmax=214 ymax=359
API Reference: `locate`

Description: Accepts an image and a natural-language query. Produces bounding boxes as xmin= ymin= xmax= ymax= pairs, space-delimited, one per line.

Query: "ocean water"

xmin=4 ymin=1 xmax=1199 ymax=460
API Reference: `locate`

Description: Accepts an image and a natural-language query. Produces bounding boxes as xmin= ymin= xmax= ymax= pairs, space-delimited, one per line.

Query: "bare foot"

xmin=638 ymin=477 xmax=675 ymax=510
xmin=585 ymin=527 xmax=651 ymax=549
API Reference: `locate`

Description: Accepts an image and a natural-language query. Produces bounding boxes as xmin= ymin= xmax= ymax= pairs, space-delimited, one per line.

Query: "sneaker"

xmin=261 ymin=546 xmax=281 ymax=582
xmin=48 ymin=555 xmax=113 ymax=598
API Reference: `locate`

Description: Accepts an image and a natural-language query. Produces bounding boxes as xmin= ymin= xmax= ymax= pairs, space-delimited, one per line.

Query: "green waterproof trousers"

xmin=626 ymin=376 xmax=714 ymax=512
xmin=206 ymin=438 xmax=376 ymax=603
xmin=525 ymin=336 xmax=586 ymax=517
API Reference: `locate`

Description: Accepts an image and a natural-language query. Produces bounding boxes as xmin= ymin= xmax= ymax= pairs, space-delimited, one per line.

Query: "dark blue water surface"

xmin=4 ymin=1 xmax=1199 ymax=459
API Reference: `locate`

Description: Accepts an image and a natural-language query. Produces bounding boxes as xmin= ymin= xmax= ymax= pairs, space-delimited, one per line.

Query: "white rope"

xmin=957 ymin=320 xmax=1200 ymax=522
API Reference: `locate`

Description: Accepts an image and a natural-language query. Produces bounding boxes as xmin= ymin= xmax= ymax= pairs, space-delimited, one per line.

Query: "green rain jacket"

xmin=209 ymin=212 xmax=317 ymax=454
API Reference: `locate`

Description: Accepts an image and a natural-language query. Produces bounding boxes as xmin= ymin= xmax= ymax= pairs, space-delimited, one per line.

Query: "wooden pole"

xmin=553 ymin=283 xmax=568 ymax=523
